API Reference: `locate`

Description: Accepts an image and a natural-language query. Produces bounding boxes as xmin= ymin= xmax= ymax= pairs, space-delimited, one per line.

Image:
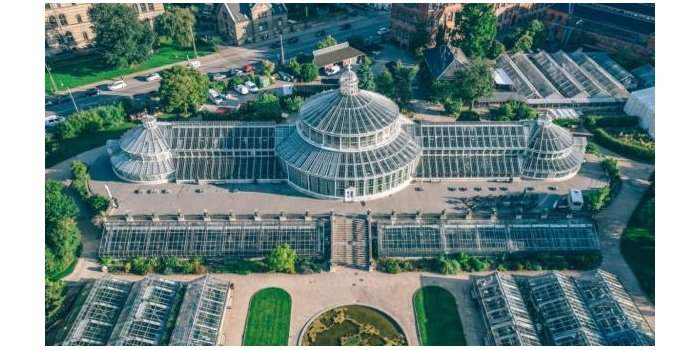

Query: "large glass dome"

xmin=521 ymin=117 xmax=585 ymax=180
xmin=297 ymin=68 xmax=402 ymax=151
xmin=277 ymin=68 xmax=421 ymax=201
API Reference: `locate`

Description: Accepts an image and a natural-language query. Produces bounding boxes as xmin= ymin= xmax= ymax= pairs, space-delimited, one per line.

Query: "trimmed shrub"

xmin=592 ymin=128 xmax=654 ymax=162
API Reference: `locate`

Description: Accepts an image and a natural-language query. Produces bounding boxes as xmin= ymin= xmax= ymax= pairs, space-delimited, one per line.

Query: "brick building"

xmin=216 ymin=3 xmax=288 ymax=46
xmin=45 ymin=3 xmax=164 ymax=57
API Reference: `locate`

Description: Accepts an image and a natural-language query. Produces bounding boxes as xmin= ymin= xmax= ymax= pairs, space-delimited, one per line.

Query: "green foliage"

xmin=458 ymin=110 xmax=481 ymax=121
xmin=208 ymin=79 xmax=226 ymax=92
xmin=586 ymin=186 xmax=611 ymax=212
xmin=281 ymin=95 xmax=304 ymax=113
xmin=357 ymin=56 xmax=375 ymax=90
xmin=159 ymin=65 xmax=209 ymax=116
xmin=287 ymin=57 xmax=302 ymax=77
xmin=621 ymin=183 xmax=655 ymax=300
xmin=585 ymin=115 xmax=639 ymax=129
xmin=430 ymin=80 xmax=452 ymax=103
xmin=316 ymin=35 xmax=338 ymax=49
xmin=586 ymin=143 xmax=602 ymax=156
xmin=70 ymin=161 xmax=91 ymax=197
xmin=393 ymin=64 xmax=418 ymax=105
xmin=58 ymin=104 xmax=127 ymax=140
xmin=488 ymin=40 xmax=505 ymax=58
xmin=261 ymin=59 xmax=276 ymax=77
xmin=489 ymin=101 xmax=537 ymax=121
xmin=265 ymin=244 xmax=297 ymax=273
xmin=348 ymin=35 xmax=365 ymax=51
xmin=443 ymin=98 xmax=463 ymax=118
xmin=129 ymin=257 xmax=159 ymax=275
xmin=295 ymin=258 xmax=323 ymax=274
xmin=553 ymin=118 xmax=580 ymax=128
xmin=208 ymin=258 xmax=269 ymax=274
xmin=247 ymin=93 xmax=282 ymax=121
xmin=451 ymin=59 xmax=494 ymax=108
xmin=45 ymin=278 xmax=66 ymax=322
xmin=156 ymin=7 xmax=196 ymax=48
xmin=299 ymin=63 xmax=319 ymax=82
xmin=591 ymin=128 xmax=654 ymax=162
xmin=510 ymin=19 xmax=545 ymax=52
xmin=45 ymin=181 xmax=78 ymax=225
xmin=375 ymin=70 xmax=396 ymax=99
xmin=453 ymin=4 xmax=497 ymax=58
xmin=88 ymin=195 xmax=111 ymax=215
xmin=89 ymin=4 xmax=157 ymax=67
xmin=437 ymin=256 xmax=461 ymax=275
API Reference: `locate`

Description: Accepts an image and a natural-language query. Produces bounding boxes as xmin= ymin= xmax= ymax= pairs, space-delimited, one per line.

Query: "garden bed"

xmin=302 ymin=305 xmax=407 ymax=346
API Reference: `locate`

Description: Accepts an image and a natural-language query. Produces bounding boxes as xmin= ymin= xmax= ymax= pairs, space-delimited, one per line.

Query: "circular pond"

xmin=301 ymin=305 xmax=407 ymax=346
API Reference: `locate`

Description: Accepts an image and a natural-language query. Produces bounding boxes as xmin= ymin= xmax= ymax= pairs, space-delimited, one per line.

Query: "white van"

xmin=208 ymin=89 xmax=223 ymax=105
xmin=567 ymin=189 xmax=584 ymax=211
xmin=45 ymin=113 xmax=64 ymax=128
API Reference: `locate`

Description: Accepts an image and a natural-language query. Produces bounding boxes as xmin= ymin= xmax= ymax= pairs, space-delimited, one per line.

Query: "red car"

xmin=243 ymin=64 xmax=255 ymax=73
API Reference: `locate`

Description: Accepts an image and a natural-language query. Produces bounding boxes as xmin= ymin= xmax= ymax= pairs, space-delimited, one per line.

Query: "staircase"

xmin=331 ymin=216 xmax=369 ymax=270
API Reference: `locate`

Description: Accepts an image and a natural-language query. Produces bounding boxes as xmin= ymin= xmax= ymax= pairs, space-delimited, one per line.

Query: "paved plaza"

xmin=76 ymin=148 xmax=607 ymax=216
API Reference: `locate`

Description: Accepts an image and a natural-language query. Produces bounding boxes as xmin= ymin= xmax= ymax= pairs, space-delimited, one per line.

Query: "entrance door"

xmin=344 ymin=186 xmax=355 ymax=202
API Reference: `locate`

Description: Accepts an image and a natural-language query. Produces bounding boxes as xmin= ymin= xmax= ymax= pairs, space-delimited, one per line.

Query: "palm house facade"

xmin=107 ymin=68 xmax=586 ymax=201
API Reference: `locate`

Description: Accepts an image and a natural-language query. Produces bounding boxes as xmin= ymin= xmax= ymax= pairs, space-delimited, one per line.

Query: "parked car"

xmin=145 ymin=72 xmax=161 ymax=82
xmin=187 ymin=60 xmax=201 ymax=69
xmin=45 ymin=113 xmax=65 ymax=128
xmin=315 ymin=29 xmax=327 ymax=37
xmin=377 ymin=27 xmax=390 ymax=36
xmin=208 ymin=89 xmax=223 ymax=105
xmin=209 ymin=72 xmax=227 ymax=81
xmin=244 ymin=81 xmax=259 ymax=93
xmin=324 ymin=65 xmax=341 ymax=76
xmin=85 ymin=87 xmax=101 ymax=97
xmin=277 ymin=71 xmax=294 ymax=82
xmin=242 ymin=64 xmax=254 ymax=73
xmin=286 ymin=36 xmax=299 ymax=44
xmin=234 ymin=84 xmax=249 ymax=95
xmin=228 ymin=68 xmax=244 ymax=77
xmin=107 ymin=80 xmax=127 ymax=91
xmin=224 ymin=93 xmax=238 ymax=101
xmin=340 ymin=23 xmax=352 ymax=30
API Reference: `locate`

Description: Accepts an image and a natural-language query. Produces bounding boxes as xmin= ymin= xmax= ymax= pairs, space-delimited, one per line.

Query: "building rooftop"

xmin=312 ymin=42 xmax=365 ymax=67
xmin=423 ymin=44 xmax=469 ymax=80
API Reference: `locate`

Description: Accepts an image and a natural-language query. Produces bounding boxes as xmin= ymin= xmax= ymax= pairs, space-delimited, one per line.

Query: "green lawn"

xmin=45 ymin=39 xmax=215 ymax=94
xmin=243 ymin=287 xmax=292 ymax=346
xmin=413 ymin=286 xmax=466 ymax=346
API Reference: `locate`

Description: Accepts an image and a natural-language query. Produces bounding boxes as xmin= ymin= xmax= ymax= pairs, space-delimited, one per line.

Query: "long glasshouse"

xmin=107 ymin=68 xmax=586 ymax=202
xmin=472 ymin=270 xmax=654 ymax=347
xmin=61 ymin=274 xmax=230 ymax=346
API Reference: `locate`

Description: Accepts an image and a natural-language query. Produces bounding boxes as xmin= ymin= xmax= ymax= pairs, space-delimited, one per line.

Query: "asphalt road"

xmin=46 ymin=11 xmax=390 ymax=117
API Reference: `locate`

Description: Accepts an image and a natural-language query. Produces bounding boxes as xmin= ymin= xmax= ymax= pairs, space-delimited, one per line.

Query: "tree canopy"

xmin=356 ymin=56 xmax=375 ymax=90
xmin=89 ymin=4 xmax=157 ymax=67
xmin=375 ymin=70 xmax=396 ymax=99
xmin=299 ymin=63 xmax=318 ymax=82
xmin=452 ymin=4 xmax=497 ymax=58
xmin=451 ymin=58 xmax=494 ymax=108
xmin=261 ymin=59 xmax=276 ymax=77
xmin=393 ymin=64 xmax=418 ymax=105
xmin=156 ymin=7 xmax=196 ymax=48
xmin=45 ymin=181 xmax=81 ymax=278
xmin=316 ymin=35 xmax=338 ymax=50
xmin=265 ymin=244 xmax=297 ymax=273
xmin=158 ymin=66 xmax=209 ymax=116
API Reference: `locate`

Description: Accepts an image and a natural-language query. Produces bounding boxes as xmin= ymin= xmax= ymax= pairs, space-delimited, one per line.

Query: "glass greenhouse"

xmin=107 ymin=68 xmax=587 ymax=201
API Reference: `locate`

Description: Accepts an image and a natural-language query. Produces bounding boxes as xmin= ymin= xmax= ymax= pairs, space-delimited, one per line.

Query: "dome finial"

xmin=339 ymin=65 xmax=359 ymax=96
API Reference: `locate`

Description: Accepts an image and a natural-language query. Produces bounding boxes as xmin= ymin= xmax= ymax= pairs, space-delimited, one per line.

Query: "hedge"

xmin=592 ymin=128 xmax=655 ymax=162
xmin=585 ymin=115 xmax=639 ymax=129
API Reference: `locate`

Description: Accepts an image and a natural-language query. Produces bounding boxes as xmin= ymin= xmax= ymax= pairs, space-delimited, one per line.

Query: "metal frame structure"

xmin=108 ymin=275 xmax=183 ymax=346
xmin=99 ymin=214 xmax=327 ymax=259
xmin=169 ymin=275 xmax=231 ymax=346
xmin=375 ymin=215 xmax=599 ymax=257
xmin=472 ymin=272 xmax=541 ymax=346
xmin=525 ymin=271 xmax=605 ymax=346
xmin=576 ymin=270 xmax=655 ymax=345
xmin=62 ymin=276 xmax=134 ymax=346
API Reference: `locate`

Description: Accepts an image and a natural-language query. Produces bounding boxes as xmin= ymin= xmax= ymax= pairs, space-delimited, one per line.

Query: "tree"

xmin=316 ymin=35 xmax=337 ymax=50
xmin=488 ymin=40 xmax=506 ymax=58
xmin=287 ymin=57 xmax=302 ymax=78
xmin=452 ymin=59 xmax=494 ymax=109
xmin=261 ymin=59 xmax=276 ymax=78
xmin=513 ymin=32 xmax=534 ymax=52
xmin=266 ymin=244 xmax=297 ymax=273
xmin=249 ymin=93 xmax=282 ymax=120
xmin=156 ymin=7 xmax=196 ymax=48
xmin=45 ymin=181 xmax=78 ymax=225
xmin=453 ymin=4 xmax=497 ymax=58
xmin=299 ymin=63 xmax=319 ymax=82
xmin=45 ymin=278 xmax=65 ymax=321
xmin=158 ymin=66 xmax=209 ymax=116
xmin=281 ymin=95 xmax=304 ymax=113
xmin=356 ymin=56 xmax=375 ymax=90
xmin=443 ymin=98 xmax=463 ymax=118
xmin=375 ymin=70 xmax=396 ymax=99
xmin=393 ymin=64 xmax=418 ymax=105
xmin=89 ymin=4 xmax=157 ymax=67
xmin=46 ymin=218 xmax=81 ymax=269
xmin=438 ymin=256 xmax=461 ymax=275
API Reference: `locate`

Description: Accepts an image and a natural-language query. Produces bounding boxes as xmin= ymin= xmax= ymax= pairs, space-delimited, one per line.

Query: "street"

xmin=46 ymin=11 xmax=389 ymax=117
